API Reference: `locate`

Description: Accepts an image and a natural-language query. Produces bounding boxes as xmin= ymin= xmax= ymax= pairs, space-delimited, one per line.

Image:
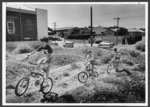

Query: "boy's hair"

xmin=40 ymin=36 xmax=49 ymax=43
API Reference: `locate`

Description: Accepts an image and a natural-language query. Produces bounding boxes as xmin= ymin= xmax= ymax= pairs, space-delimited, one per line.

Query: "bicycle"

xmin=107 ymin=59 xmax=131 ymax=75
xmin=78 ymin=63 xmax=99 ymax=83
xmin=14 ymin=58 xmax=53 ymax=96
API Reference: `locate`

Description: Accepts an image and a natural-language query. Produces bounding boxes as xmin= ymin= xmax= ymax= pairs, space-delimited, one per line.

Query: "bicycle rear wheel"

xmin=107 ymin=65 xmax=114 ymax=74
xmin=41 ymin=78 xmax=53 ymax=94
xmin=78 ymin=72 xmax=88 ymax=83
xmin=15 ymin=77 xmax=29 ymax=96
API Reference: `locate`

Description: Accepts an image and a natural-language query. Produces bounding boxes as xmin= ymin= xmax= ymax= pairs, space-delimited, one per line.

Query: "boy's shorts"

xmin=38 ymin=57 xmax=52 ymax=65
xmin=46 ymin=57 xmax=52 ymax=64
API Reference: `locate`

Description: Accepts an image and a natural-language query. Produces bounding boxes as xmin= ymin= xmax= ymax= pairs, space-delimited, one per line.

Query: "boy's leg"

xmin=35 ymin=58 xmax=46 ymax=72
xmin=45 ymin=64 xmax=50 ymax=81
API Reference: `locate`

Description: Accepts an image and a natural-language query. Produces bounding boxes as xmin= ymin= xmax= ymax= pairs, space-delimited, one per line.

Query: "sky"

xmin=6 ymin=3 xmax=146 ymax=29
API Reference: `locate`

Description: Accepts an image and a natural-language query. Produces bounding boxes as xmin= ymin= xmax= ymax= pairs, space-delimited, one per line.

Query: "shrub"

xmin=12 ymin=44 xmax=34 ymax=54
xmin=119 ymin=48 xmax=140 ymax=57
xmin=100 ymin=53 xmax=114 ymax=64
xmin=121 ymin=58 xmax=134 ymax=66
xmin=51 ymin=55 xmax=81 ymax=66
xmin=97 ymin=49 xmax=110 ymax=57
xmin=6 ymin=43 xmax=17 ymax=52
xmin=135 ymin=41 xmax=145 ymax=52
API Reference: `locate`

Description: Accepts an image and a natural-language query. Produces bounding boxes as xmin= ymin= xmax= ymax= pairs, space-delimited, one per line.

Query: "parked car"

xmin=63 ymin=41 xmax=74 ymax=48
xmin=98 ymin=41 xmax=115 ymax=49
xmin=95 ymin=40 xmax=103 ymax=44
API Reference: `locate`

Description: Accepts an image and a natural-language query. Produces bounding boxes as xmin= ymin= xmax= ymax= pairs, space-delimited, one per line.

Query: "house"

xmin=127 ymin=28 xmax=145 ymax=36
xmin=122 ymin=28 xmax=144 ymax=44
xmin=93 ymin=26 xmax=116 ymax=36
xmin=55 ymin=27 xmax=91 ymax=39
xmin=6 ymin=6 xmax=48 ymax=41
xmin=66 ymin=27 xmax=91 ymax=39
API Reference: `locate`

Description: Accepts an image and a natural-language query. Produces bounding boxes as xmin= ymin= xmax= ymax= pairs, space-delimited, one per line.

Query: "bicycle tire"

xmin=41 ymin=77 xmax=53 ymax=94
xmin=107 ymin=65 xmax=114 ymax=74
xmin=15 ymin=77 xmax=29 ymax=96
xmin=78 ymin=71 xmax=88 ymax=83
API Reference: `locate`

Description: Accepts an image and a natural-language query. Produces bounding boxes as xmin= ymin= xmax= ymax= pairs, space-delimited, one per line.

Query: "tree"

xmin=117 ymin=27 xmax=128 ymax=36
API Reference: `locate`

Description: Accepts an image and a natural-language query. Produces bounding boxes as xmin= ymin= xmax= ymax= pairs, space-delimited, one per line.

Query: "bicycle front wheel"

xmin=15 ymin=77 xmax=29 ymax=96
xmin=41 ymin=78 xmax=53 ymax=94
xmin=78 ymin=72 xmax=88 ymax=83
xmin=107 ymin=65 xmax=114 ymax=74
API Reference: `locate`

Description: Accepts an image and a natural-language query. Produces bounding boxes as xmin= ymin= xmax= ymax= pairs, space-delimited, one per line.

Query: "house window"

xmin=7 ymin=21 xmax=15 ymax=34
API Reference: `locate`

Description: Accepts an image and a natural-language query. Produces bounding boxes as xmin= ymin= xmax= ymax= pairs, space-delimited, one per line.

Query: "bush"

xmin=135 ymin=41 xmax=145 ymax=52
xmin=6 ymin=43 xmax=17 ymax=52
xmin=100 ymin=53 xmax=114 ymax=64
xmin=121 ymin=57 xmax=134 ymax=66
xmin=119 ymin=48 xmax=140 ymax=57
xmin=12 ymin=44 xmax=34 ymax=54
xmin=51 ymin=55 xmax=81 ymax=66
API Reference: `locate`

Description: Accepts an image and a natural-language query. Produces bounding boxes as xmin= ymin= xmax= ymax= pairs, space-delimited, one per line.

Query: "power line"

xmin=48 ymin=8 xmax=145 ymax=24
xmin=23 ymin=4 xmax=35 ymax=10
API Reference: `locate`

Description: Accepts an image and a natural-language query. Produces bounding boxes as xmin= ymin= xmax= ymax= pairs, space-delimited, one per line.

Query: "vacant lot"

xmin=5 ymin=40 xmax=146 ymax=103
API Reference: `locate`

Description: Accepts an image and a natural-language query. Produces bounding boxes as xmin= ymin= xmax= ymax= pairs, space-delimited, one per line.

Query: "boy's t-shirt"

xmin=86 ymin=54 xmax=94 ymax=62
xmin=37 ymin=44 xmax=53 ymax=54
xmin=112 ymin=51 xmax=121 ymax=59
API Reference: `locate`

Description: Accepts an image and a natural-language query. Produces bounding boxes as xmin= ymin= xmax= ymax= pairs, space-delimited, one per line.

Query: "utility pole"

xmin=54 ymin=22 xmax=56 ymax=43
xmin=90 ymin=7 xmax=93 ymax=47
xmin=19 ymin=8 xmax=23 ymax=41
xmin=114 ymin=17 xmax=120 ymax=45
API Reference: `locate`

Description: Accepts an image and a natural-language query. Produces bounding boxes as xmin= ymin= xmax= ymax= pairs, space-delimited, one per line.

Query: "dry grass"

xmin=6 ymin=40 xmax=145 ymax=103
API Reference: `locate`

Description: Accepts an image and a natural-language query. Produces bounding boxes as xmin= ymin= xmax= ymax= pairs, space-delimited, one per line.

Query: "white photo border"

xmin=2 ymin=2 xmax=148 ymax=106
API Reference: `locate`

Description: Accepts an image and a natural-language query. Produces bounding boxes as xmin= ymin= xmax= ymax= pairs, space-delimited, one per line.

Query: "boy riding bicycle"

xmin=85 ymin=50 xmax=95 ymax=74
xmin=110 ymin=48 xmax=121 ymax=71
xmin=26 ymin=36 xmax=53 ymax=82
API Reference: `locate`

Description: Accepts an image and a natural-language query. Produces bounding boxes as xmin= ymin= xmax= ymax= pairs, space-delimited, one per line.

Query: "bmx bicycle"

xmin=78 ymin=63 xmax=99 ymax=83
xmin=14 ymin=58 xmax=53 ymax=96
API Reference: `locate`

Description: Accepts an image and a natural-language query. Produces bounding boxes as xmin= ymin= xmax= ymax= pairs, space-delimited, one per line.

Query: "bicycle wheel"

xmin=15 ymin=77 xmax=29 ymax=96
xmin=41 ymin=78 xmax=53 ymax=94
xmin=78 ymin=72 xmax=88 ymax=83
xmin=107 ymin=65 xmax=114 ymax=74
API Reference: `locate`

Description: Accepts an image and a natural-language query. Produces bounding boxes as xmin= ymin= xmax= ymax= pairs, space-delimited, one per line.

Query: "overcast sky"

xmin=6 ymin=3 xmax=146 ymax=29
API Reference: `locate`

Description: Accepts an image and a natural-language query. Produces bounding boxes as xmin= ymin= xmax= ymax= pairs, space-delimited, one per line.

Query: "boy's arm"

xmin=27 ymin=46 xmax=42 ymax=58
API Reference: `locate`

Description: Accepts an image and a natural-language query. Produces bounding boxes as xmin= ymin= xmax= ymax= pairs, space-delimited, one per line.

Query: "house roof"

xmin=128 ymin=28 xmax=144 ymax=33
xmin=93 ymin=26 xmax=107 ymax=34
xmin=55 ymin=27 xmax=75 ymax=31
